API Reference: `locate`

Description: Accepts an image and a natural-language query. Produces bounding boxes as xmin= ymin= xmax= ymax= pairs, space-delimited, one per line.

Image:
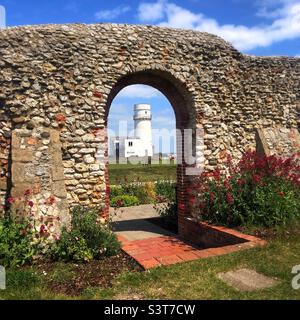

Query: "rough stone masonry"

xmin=0 ymin=23 xmax=299 ymax=235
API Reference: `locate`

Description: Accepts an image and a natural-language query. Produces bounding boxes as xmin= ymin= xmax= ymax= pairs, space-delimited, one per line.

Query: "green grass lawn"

xmin=1 ymin=232 xmax=300 ymax=300
xmin=108 ymin=164 xmax=177 ymax=185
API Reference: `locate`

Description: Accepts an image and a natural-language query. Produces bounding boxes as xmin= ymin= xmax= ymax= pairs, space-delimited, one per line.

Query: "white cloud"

xmin=0 ymin=5 xmax=6 ymax=28
xmin=117 ymin=85 xmax=162 ymax=99
xmin=138 ymin=0 xmax=166 ymax=22
xmin=137 ymin=1 xmax=300 ymax=51
xmin=95 ymin=5 xmax=131 ymax=20
xmin=255 ymin=0 xmax=299 ymax=18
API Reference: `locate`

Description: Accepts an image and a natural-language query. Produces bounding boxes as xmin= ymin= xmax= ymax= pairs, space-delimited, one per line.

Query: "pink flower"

xmin=116 ymin=199 xmax=124 ymax=207
xmin=226 ymin=192 xmax=234 ymax=204
xmin=252 ymin=174 xmax=262 ymax=184
xmin=39 ymin=225 xmax=46 ymax=234
xmin=28 ymin=201 xmax=34 ymax=207
xmin=24 ymin=189 xmax=31 ymax=196
xmin=237 ymin=179 xmax=244 ymax=186
xmin=54 ymin=234 xmax=60 ymax=241
xmin=7 ymin=197 xmax=15 ymax=204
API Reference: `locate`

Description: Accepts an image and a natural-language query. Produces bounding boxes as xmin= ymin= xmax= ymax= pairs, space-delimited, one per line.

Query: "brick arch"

xmin=104 ymin=69 xmax=197 ymax=235
xmin=105 ymin=69 xmax=197 ymax=128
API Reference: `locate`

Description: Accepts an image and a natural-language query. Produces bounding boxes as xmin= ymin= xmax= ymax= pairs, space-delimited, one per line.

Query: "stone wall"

xmin=10 ymin=128 xmax=69 ymax=232
xmin=256 ymin=127 xmax=300 ymax=157
xmin=0 ymin=23 xmax=299 ymax=233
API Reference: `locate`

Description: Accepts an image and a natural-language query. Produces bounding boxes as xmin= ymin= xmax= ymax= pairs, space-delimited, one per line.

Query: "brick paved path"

xmin=112 ymin=205 xmax=265 ymax=269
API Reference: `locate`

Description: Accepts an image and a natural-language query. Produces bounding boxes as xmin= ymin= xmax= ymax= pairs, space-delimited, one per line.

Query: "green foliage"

xmin=110 ymin=186 xmax=123 ymax=198
xmin=71 ymin=206 xmax=120 ymax=257
xmin=154 ymin=202 xmax=178 ymax=226
xmin=50 ymin=228 xmax=93 ymax=262
xmin=190 ymin=151 xmax=300 ymax=228
xmin=155 ymin=180 xmax=176 ymax=202
xmin=121 ymin=184 xmax=153 ymax=204
xmin=0 ymin=218 xmax=35 ymax=268
xmin=6 ymin=269 xmax=40 ymax=290
xmin=50 ymin=207 xmax=120 ymax=262
xmin=110 ymin=195 xmax=140 ymax=207
xmin=110 ymin=180 xmax=177 ymax=206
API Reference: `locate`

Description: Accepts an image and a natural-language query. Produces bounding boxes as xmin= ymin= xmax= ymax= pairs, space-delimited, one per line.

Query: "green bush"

xmin=190 ymin=151 xmax=300 ymax=228
xmin=0 ymin=218 xmax=35 ymax=268
xmin=110 ymin=195 xmax=140 ymax=207
xmin=50 ymin=207 xmax=120 ymax=262
xmin=155 ymin=181 xmax=176 ymax=202
xmin=50 ymin=228 xmax=93 ymax=262
xmin=71 ymin=206 xmax=120 ymax=257
xmin=110 ymin=186 xmax=123 ymax=198
xmin=154 ymin=202 xmax=177 ymax=225
xmin=110 ymin=181 xmax=176 ymax=205
xmin=121 ymin=184 xmax=152 ymax=204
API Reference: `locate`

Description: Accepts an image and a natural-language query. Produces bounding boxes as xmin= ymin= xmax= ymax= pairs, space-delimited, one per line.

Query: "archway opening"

xmin=108 ymin=85 xmax=176 ymax=180
xmin=105 ymin=70 xmax=196 ymax=237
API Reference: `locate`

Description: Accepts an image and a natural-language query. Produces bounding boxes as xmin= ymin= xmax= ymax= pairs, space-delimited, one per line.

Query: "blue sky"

xmin=1 ymin=0 xmax=299 ymax=153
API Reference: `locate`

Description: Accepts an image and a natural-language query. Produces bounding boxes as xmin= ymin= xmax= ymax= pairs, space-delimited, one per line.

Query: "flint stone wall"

xmin=0 ymin=24 xmax=299 ymax=231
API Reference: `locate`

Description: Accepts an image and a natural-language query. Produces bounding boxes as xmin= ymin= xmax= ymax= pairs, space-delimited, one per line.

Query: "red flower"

xmin=237 ymin=179 xmax=244 ymax=186
xmin=278 ymin=192 xmax=285 ymax=197
xmin=39 ymin=225 xmax=46 ymax=234
xmin=224 ymin=178 xmax=232 ymax=190
xmin=24 ymin=189 xmax=31 ymax=196
xmin=212 ymin=169 xmax=221 ymax=181
xmin=116 ymin=199 xmax=124 ymax=207
xmin=7 ymin=197 xmax=15 ymax=204
xmin=210 ymin=192 xmax=216 ymax=201
xmin=252 ymin=173 xmax=262 ymax=184
xmin=226 ymin=192 xmax=234 ymax=204
xmin=28 ymin=201 xmax=34 ymax=207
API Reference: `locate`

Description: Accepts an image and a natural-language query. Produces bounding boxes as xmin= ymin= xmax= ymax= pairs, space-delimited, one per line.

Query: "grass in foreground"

xmin=108 ymin=164 xmax=177 ymax=184
xmin=1 ymin=232 xmax=300 ymax=300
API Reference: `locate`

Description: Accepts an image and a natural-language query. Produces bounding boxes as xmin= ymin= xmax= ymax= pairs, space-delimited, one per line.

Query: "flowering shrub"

xmin=0 ymin=190 xmax=61 ymax=267
xmin=1 ymin=190 xmax=120 ymax=265
xmin=50 ymin=228 xmax=93 ymax=262
xmin=0 ymin=218 xmax=35 ymax=267
xmin=110 ymin=195 xmax=140 ymax=207
xmin=155 ymin=180 xmax=176 ymax=202
xmin=110 ymin=179 xmax=176 ymax=206
xmin=50 ymin=207 xmax=120 ymax=262
xmin=189 ymin=151 xmax=300 ymax=228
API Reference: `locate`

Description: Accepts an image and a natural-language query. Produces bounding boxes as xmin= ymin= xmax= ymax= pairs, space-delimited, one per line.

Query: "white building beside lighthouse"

xmin=112 ymin=104 xmax=154 ymax=160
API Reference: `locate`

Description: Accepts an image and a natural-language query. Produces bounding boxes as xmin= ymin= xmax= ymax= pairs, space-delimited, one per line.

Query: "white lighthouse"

xmin=133 ymin=104 xmax=153 ymax=157
xmin=112 ymin=104 xmax=154 ymax=160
